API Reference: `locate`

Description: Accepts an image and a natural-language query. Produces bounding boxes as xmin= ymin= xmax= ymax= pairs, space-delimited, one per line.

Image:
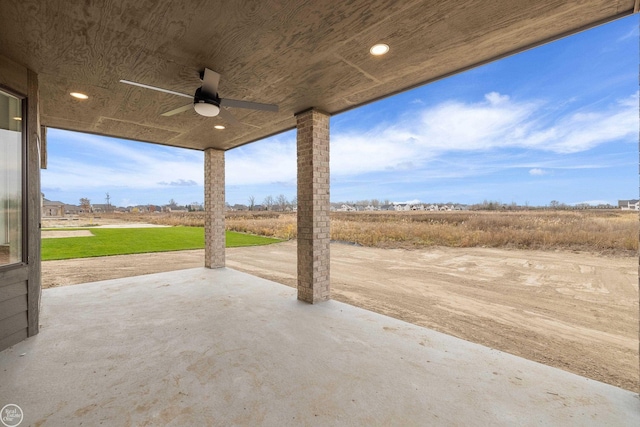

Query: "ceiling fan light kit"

xmin=194 ymin=101 xmax=220 ymax=117
xmin=120 ymin=68 xmax=278 ymax=123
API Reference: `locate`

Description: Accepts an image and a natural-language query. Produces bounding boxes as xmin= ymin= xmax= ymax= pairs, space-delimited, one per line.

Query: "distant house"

xmin=42 ymin=199 xmax=65 ymax=217
xmin=618 ymin=199 xmax=639 ymax=211
xmin=393 ymin=203 xmax=411 ymax=211
xmin=64 ymin=204 xmax=82 ymax=215
xmin=131 ymin=205 xmax=149 ymax=213
xmin=92 ymin=203 xmax=111 ymax=213
xmin=337 ymin=204 xmax=356 ymax=212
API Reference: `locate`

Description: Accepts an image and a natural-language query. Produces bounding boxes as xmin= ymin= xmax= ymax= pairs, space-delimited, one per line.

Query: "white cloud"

xmin=223 ymin=91 xmax=637 ymax=187
xmin=226 ymin=135 xmax=297 ymax=186
xmin=158 ymin=179 xmax=198 ymax=186
xmin=617 ymin=26 xmax=639 ymax=42
xmin=329 ymin=91 xmax=636 ymax=179
xmin=43 ymin=129 xmax=203 ymax=191
xmin=484 ymin=92 xmax=510 ymax=105
xmin=529 ymin=168 xmax=547 ymax=176
xmin=518 ymin=93 xmax=638 ymax=153
xmin=394 ymin=199 xmax=421 ymax=205
xmin=44 ymin=90 xmax=638 ymax=198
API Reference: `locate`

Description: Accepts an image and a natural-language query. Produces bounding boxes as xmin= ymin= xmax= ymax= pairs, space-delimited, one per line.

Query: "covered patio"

xmin=0 ymin=0 xmax=639 ymax=423
xmin=1 ymin=268 xmax=637 ymax=425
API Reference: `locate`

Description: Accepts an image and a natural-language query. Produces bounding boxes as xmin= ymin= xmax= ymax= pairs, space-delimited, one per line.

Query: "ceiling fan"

xmin=119 ymin=68 xmax=278 ymax=125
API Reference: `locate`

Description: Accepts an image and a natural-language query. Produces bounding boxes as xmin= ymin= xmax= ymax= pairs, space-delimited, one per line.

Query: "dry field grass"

xmin=100 ymin=209 xmax=638 ymax=255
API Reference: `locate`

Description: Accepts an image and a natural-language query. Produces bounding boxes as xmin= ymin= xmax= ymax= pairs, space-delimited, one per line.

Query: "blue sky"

xmin=42 ymin=15 xmax=638 ymax=208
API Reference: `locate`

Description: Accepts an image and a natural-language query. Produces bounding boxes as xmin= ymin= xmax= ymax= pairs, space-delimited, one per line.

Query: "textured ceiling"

xmin=0 ymin=0 xmax=636 ymax=151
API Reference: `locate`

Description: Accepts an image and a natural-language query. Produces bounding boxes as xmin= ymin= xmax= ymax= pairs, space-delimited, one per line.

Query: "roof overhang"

xmin=0 ymin=0 xmax=636 ymax=151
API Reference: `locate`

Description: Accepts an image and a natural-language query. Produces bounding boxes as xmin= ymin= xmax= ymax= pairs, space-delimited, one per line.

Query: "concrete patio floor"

xmin=1 ymin=268 xmax=638 ymax=426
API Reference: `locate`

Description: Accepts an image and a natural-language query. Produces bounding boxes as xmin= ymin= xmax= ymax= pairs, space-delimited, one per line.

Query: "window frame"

xmin=0 ymin=84 xmax=28 ymax=271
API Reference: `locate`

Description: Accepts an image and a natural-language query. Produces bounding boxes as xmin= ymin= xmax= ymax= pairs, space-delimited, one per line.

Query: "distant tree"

xmin=168 ymin=199 xmax=178 ymax=209
xmin=79 ymin=198 xmax=91 ymax=213
xmin=371 ymin=199 xmax=380 ymax=208
xmin=549 ymin=200 xmax=560 ymax=209
xmin=481 ymin=200 xmax=500 ymax=211
xmin=276 ymin=194 xmax=288 ymax=211
xmin=290 ymin=196 xmax=297 ymax=210
xmin=263 ymin=195 xmax=274 ymax=211
xmin=248 ymin=195 xmax=256 ymax=211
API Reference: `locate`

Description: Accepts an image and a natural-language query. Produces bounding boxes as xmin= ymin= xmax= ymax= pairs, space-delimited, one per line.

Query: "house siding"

xmin=0 ymin=269 xmax=28 ymax=351
xmin=0 ymin=55 xmax=41 ymax=352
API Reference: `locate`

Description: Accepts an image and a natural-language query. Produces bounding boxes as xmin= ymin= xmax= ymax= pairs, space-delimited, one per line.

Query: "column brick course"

xmin=204 ymin=148 xmax=225 ymax=268
xmin=296 ymin=109 xmax=330 ymax=303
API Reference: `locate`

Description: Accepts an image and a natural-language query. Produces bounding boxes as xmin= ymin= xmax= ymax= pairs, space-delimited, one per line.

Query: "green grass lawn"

xmin=41 ymin=227 xmax=282 ymax=261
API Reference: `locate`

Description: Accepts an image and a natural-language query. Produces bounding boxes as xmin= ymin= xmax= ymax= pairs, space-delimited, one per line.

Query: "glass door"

xmin=0 ymin=88 xmax=23 ymax=267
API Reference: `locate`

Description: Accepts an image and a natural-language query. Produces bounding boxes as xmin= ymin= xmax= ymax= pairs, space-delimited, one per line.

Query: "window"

xmin=0 ymin=89 xmax=23 ymax=266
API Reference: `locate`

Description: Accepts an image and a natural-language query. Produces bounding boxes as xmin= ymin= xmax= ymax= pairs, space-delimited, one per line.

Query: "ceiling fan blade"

xmin=220 ymin=98 xmax=279 ymax=112
xmin=161 ymin=103 xmax=193 ymax=116
xmin=201 ymin=68 xmax=221 ymax=94
xmin=217 ymin=107 xmax=241 ymax=125
xmin=120 ymin=80 xmax=192 ymax=99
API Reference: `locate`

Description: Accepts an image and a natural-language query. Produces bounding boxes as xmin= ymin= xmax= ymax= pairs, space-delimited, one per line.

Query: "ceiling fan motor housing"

xmin=194 ymin=86 xmax=220 ymax=106
xmin=194 ymin=86 xmax=221 ymax=116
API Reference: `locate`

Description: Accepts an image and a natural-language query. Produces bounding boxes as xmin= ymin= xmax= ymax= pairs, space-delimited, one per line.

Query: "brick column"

xmin=296 ymin=109 xmax=330 ymax=303
xmin=204 ymin=148 xmax=225 ymax=268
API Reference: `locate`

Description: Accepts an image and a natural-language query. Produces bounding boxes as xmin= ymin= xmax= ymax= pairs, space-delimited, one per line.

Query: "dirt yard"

xmin=42 ymin=240 xmax=638 ymax=392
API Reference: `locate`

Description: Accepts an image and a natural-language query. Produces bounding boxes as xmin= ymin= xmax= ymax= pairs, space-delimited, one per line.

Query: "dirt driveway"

xmin=42 ymin=241 xmax=638 ymax=392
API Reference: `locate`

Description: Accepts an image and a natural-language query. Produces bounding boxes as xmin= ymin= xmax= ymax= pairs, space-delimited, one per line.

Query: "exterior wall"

xmin=296 ymin=109 xmax=330 ymax=303
xmin=204 ymin=148 xmax=225 ymax=268
xmin=0 ymin=55 xmax=41 ymax=352
xmin=0 ymin=269 xmax=28 ymax=350
xmin=43 ymin=204 xmax=64 ymax=217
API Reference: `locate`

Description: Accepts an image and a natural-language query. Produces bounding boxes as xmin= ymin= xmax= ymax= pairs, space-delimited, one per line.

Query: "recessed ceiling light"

xmin=214 ymin=125 xmax=225 ymax=130
xmin=70 ymin=92 xmax=89 ymax=100
xmin=13 ymin=117 xmax=22 ymax=121
xmin=370 ymin=43 xmax=389 ymax=56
